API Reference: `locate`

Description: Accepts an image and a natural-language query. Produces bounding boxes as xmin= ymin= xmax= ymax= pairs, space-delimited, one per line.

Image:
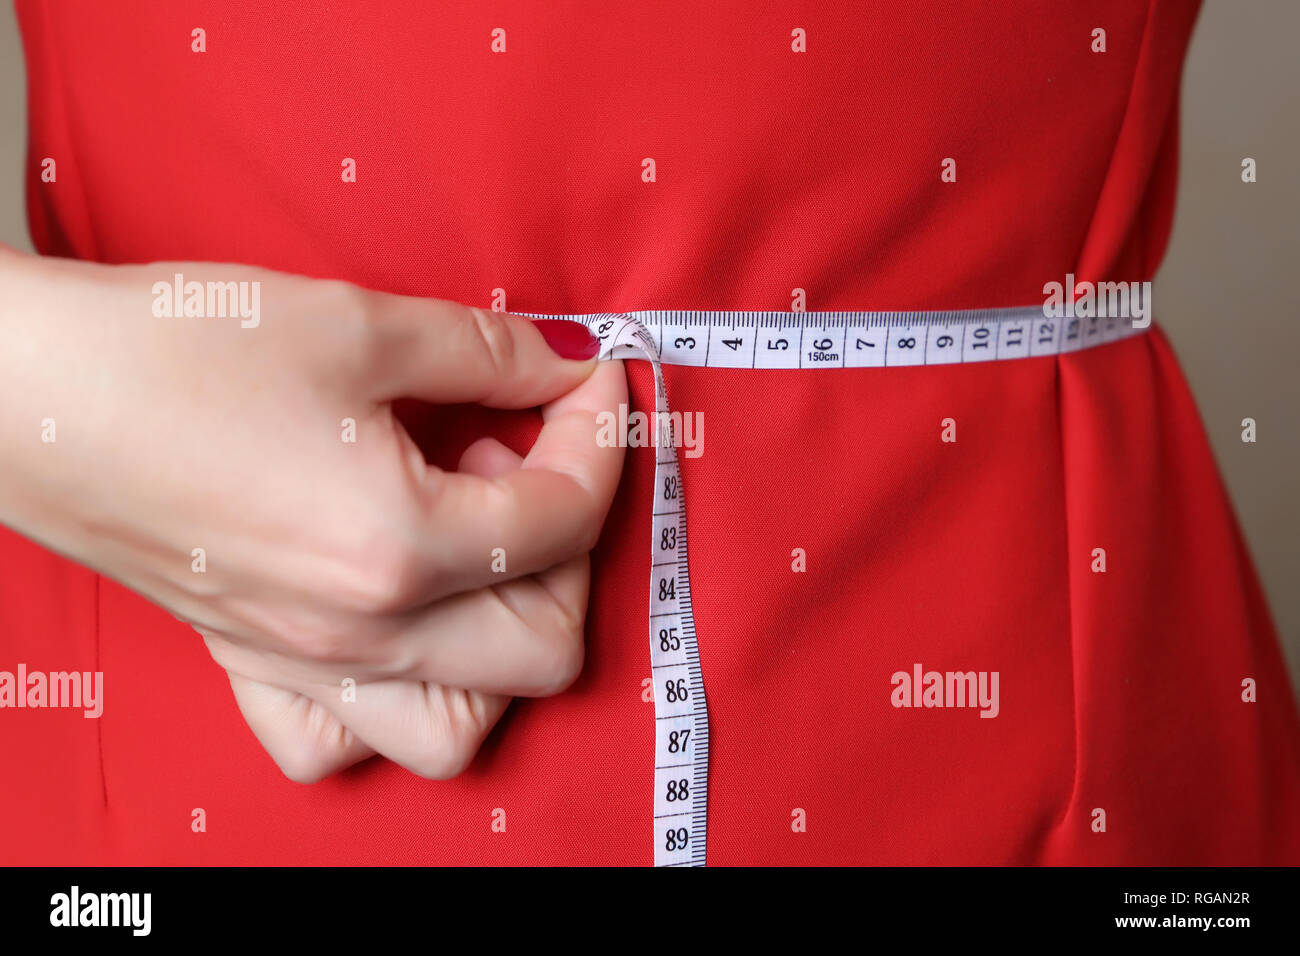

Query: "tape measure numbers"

xmin=522 ymin=307 xmax=1147 ymax=866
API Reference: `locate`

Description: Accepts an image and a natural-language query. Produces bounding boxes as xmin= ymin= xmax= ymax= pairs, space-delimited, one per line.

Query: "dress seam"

xmin=93 ymin=572 xmax=107 ymax=806
xmin=29 ymin=0 xmax=102 ymax=260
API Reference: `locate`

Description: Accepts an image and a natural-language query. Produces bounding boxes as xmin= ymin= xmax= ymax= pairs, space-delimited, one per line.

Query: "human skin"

xmin=0 ymin=246 xmax=627 ymax=782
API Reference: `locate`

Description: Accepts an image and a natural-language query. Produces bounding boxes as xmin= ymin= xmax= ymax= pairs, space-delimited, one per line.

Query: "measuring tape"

xmin=522 ymin=306 xmax=1146 ymax=865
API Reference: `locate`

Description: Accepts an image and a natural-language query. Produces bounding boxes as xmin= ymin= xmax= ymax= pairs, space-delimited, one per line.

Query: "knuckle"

xmin=239 ymin=603 xmax=339 ymax=664
xmin=407 ymin=690 xmax=492 ymax=779
xmin=573 ymin=508 xmax=603 ymax=555
xmin=555 ymin=484 xmax=604 ymax=556
xmin=280 ymin=624 xmax=351 ymax=665
xmin=334 ymin=279 xmax=382 ymax=332
xmin=323 ymin=281 xmax=402 ymax=386
xmin=273 ymin=746 xmax=334 ymax=785
xmin=408 ymin=736 xmax=475 ymax=781
xmin=528 ymin=612 xmax=586 ymax=696
xmin=468 ymin=306 xmax=517 ymax=378
xmin=335 ymin=534 xmax=427 ymax=616
xmin=409 ymin=750 xmax=468 ymax=781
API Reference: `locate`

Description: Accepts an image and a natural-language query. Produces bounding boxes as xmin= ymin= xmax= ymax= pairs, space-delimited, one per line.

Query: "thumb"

xmin=359 ymin=293 xmax=600 ymax=407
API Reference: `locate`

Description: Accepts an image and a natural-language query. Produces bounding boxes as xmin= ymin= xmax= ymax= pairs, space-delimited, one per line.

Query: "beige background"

xmin=1 ymin=3 xmax=1296 ymax=691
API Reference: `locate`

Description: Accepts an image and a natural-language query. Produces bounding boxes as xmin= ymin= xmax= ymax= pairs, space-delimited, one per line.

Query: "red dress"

xmin=4 ymin=0 xmax=1298 ymax=864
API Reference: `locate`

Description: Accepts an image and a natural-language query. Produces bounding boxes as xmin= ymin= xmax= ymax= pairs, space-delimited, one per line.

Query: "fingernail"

xmin=531 ymin=319 xmax=600 ymax=360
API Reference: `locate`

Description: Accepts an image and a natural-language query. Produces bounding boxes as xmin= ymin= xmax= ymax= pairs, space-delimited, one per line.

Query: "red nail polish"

xmin=531 ymin=319 xmax=600 ymax=360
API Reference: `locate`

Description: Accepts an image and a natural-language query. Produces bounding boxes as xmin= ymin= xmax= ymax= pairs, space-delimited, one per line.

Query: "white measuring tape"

xmin=523 ymin=306 xmax=1146 ymax=865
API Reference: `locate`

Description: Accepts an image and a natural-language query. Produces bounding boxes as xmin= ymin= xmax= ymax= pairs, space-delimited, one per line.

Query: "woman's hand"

xmin=0 ymin=249 xmax=626 ymax=782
